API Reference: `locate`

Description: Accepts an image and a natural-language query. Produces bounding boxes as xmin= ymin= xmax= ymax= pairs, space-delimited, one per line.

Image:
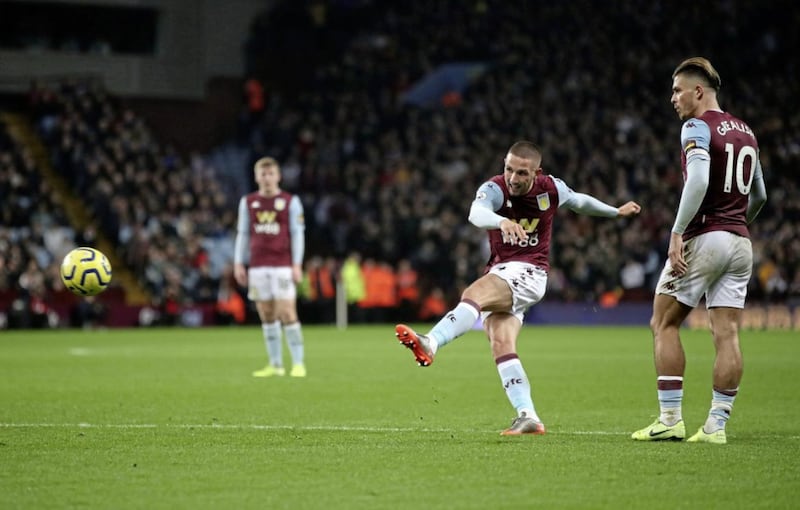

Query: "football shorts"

xmin=656 ymin=230 xmax=752 ymax=309
xmin=482 ymin=261 xmax=548 ymax=323
xmin=247 ymin=266 xmax=296 ymax=301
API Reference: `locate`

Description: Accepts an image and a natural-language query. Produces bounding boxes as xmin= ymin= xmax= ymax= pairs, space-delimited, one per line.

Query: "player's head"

xmin=671 ymin=57 xmax=721 ymax=120
xmin=504 ymin=140 xmax=542 ymax=196
xmin=254 ymin=157 xmax=281 ymax=192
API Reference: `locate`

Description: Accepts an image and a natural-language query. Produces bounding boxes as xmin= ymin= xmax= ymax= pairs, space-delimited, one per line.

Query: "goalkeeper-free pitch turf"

xmin=1 ymin=325 xmax=798 ymax=509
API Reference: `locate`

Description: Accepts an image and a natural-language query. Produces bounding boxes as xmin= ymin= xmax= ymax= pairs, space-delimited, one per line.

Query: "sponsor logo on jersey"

xmin=517 ymin=218 xmax=540 ymax=232
xmin=256 ymin=211 xmax=276 ymax=223
xmin=536 ymin=193 xmax=550 ymax=211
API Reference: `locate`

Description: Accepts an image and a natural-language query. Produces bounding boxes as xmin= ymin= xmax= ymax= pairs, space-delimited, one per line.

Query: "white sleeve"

xmin=671 ymin=151 xmax=710 ymax=234
xmin=233 ymin=197 xmax=250 ymax=265
xmin=554 ymin=177 xmax=619 ymax=217
xmin=289 ymin=196 xmax=305 ymax=265
xmin=468 ymin=180 xmax=507 ymax=229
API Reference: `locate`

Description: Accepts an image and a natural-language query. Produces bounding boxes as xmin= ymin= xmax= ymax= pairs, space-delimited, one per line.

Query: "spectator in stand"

xmin=357 ymin=258 xmax=381 ymax=322
xmin=419 ymin=287 xmax=448 ymax=322
xmin=396 ymin=259 xmax=420 ymax=322
xmin=300 ymin=255 xmax=337 ymax=323
xmin=340 ymin=252 xmax=366 ymax=323
xmin=216 ymin=270 xmax=246 ymax=325
xmin=238 ymin=0 xmax=797 ymax=313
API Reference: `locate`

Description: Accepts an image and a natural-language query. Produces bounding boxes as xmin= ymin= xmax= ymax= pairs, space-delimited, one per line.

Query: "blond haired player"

xmin=234 ymin=157 xmax=307 ymax=377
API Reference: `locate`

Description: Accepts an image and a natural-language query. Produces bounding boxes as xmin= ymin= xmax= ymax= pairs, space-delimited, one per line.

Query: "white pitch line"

xmin=0 ymin=422 xmax=626 ymax=435
xmin=68 ymin=348 xmax=94 ymax=356
xmin=2 ymin=423 xmax=797 ymax=439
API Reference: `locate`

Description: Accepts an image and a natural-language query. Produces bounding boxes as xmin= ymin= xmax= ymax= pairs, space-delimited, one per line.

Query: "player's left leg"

xmin=686 ymin=307 xmax=742 ymax=444
xmin=688 ymin=233 xmax=751 ymax=444
xmin=484 ymin=312 xmax=545 ymax=436
xmin=277 ymin=298 xmax=306 ymax=377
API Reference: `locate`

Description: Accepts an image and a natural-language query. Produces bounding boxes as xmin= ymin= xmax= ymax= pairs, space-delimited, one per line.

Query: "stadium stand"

xmin=1 ymin=0 xmax=798 ymax=327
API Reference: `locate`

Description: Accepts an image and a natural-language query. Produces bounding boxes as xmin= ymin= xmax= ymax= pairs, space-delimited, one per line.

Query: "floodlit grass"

xmin=1 ymin=325 xmax=798 ymax=509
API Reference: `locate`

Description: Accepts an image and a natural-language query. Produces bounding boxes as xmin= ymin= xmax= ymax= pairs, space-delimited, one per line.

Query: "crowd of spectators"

xmin=239 ymin=0 xmax=800 ymax=306
xmin=0 ymin=114 xmax=76 ymax=327
xmin=2 ymin=0 xmax=799 ymax=328
xmin=29 ymin=79 xmax=238 ymax=320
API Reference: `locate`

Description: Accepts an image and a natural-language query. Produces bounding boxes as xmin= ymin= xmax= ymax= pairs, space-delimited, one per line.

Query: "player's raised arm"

xmin=553 ymin=177 xmax=641 ymax=218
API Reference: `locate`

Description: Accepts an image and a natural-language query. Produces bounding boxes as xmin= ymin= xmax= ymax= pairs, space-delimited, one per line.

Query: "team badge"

xmin=251 ymin=200 xmax=260 ymax=208
xmin=274 ymin=198 xmax=286 ymax=211
xmin=536 ymin=193 xmax=550 ymax=211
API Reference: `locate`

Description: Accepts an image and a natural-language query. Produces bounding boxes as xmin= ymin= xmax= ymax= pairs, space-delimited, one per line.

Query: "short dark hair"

xmin=508 ymin=140 xmax=542 ymax=161
xmin=673 ymin=57 xmax=721 ymax=92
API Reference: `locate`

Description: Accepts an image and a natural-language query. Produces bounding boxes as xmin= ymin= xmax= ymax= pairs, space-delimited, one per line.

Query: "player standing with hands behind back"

xmin=234 ymin=157 xmax=307 ymax=378
xmin=632 ymin=57 xmax=767 ymax=444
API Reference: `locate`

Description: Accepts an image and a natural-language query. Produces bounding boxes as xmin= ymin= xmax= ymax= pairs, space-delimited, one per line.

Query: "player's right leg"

xmin=394 ymin=271 xmax=523 ymax=367
xmin=631 ymin=419 xmax=686 ymax=441
xmin=632 ymin=292 xmax=692 ymax=441
xmin=395 ymin=324 xmax=436 ymax=366
xmin=253 ymin=298 xmax=284 ymax=377
xmin=252 ymin=364 xmax=285 ymax=377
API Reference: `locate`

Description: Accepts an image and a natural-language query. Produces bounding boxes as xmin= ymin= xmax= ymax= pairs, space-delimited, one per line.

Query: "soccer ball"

xmin=60 ymin=247 xmax=113 ymax=296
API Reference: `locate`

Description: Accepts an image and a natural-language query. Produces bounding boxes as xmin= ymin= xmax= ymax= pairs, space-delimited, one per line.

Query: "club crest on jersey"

xmin=274 ymin=198 xmax=286 ymax=211
xmin=251 ymin=200 xmax=260 ymax=208
xmin=536 ymin=193 xmax=550 ymax=211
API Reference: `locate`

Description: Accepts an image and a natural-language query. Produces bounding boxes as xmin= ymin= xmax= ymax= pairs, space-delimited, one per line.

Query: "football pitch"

xmin=2 ymin=325 xmax=798 ymax=509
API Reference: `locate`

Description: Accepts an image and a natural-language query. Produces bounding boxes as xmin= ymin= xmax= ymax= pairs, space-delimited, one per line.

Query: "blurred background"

xmin=0 ymin=0 xmax=797 ymax=330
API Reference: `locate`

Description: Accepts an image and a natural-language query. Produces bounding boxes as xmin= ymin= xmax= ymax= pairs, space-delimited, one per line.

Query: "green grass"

xmin=1 ymin=325 xmax=798 ymax=509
